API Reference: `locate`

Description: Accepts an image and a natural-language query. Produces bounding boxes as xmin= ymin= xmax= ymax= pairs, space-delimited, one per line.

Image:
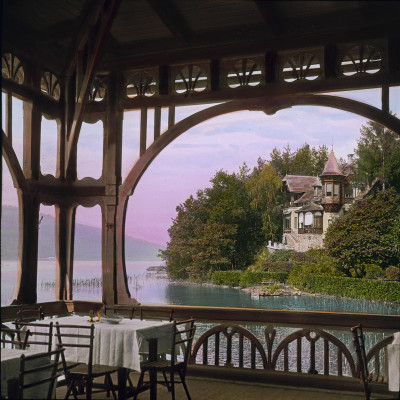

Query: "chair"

xmin=134 ymin=318 xmax=196 ymax=400
xmin=9 ymin=347 xmax=65 ymax=400
xmin=15 ymin=306 xmax=45 ymax=322
xmin=350 ymin=324 xmax=389 ymax=400
xmin=13 ymin=321 xmax=53 ymax=352
xmin=1 ymin=326 xmax=30 ymax=349
xmin=54 ymin=322 xmax=118 ymax=400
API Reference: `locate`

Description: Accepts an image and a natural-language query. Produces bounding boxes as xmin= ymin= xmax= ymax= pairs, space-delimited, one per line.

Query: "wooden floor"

xmin=56 ymin=372 xmax=399 ymax=400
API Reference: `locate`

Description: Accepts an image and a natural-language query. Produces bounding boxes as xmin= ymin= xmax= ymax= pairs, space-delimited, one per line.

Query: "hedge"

xmin=211 ymin=271 xmax=288 ymax=287
xmin=290 ymin=274 xmax=400 ymax=302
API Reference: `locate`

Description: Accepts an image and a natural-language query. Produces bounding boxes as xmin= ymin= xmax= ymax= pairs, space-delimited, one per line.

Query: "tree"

xmin=269 ymin=143 xmax=329 ymax=177
xmin=354 ymin=120 xmax=400 ymax=191
xmin=160 ymin=169 xmax=265 ymax=281
xmin=324 ymin=189 xmax=400 ymax=277
xmin=246 ymin=163 xmax=283 ymax=242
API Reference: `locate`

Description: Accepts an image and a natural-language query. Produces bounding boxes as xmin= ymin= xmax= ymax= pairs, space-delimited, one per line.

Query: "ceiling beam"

xmin=254 ymin=0 xmax=284 ymax=35
xmin=146 ymin=0 xmax=191 ymax=46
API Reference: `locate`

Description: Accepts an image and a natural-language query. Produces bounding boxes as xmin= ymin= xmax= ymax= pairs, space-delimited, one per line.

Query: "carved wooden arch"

xmin=270 ymin=328 xmax=357 ymax=376
xmin=113 ymin=93 xmax=400 ymax=304
xmin=189 ymin=324 xmax=268 ymax=368
xmin=120 ymin=94 xmax=400 ymax=199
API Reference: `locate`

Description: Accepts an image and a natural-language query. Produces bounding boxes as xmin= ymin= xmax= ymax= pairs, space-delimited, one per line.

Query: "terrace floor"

xmin=56 ymin=372 xmax=398 ymax=399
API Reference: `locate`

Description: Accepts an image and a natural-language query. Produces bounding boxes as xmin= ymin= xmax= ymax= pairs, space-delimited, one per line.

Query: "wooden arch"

xmin=111 ymin=94 xmax=400 ymax=304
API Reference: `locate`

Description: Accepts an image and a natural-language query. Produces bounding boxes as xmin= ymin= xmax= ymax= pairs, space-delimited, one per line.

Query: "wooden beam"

xmin=146 ymin=0 xmax=191 ymax=46
xmin=65 ymin=0 xmax=121 ymax=180
xmin=254 ymin=0 xmax=284 ymax=35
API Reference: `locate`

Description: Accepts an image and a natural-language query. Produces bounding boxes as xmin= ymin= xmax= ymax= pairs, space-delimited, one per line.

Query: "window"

xmin=334 ymin=183 xmax=340 ymax=197
xmin=294 ymin=217 xmax=298 ymax=228
xmin=284 ymin=217 xmax=291 ymax=229
xmin=326 ymin=183 xmax=332 ymax=196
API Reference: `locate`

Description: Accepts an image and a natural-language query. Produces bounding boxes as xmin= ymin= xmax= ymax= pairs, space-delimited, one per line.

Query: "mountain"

xmin=1 ymin=206 xmax=164 ymax=261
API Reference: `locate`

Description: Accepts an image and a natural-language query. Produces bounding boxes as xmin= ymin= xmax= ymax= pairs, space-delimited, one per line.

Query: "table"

xmin=42 ymin=315 xmax=174 ymax=399
xmin=1 ymin=348 xmax=51 ymax=399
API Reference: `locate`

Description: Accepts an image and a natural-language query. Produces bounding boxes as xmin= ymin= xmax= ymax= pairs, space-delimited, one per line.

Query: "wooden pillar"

xmin=11 ymin=92 xmax=42 ymax=304
xmin=11 ymin=190 xmax=40 ymax=304
xmin=101 ymin=72 xmax=137 ymax=305
xmin=54 ymin=204 xmax=76 ymax=300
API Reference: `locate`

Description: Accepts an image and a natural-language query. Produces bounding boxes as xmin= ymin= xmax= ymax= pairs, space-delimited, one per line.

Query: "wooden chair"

xmin=54 ymin=322 xmax=118 ymax=400
xmin=350 ymin=324 xmax=390 ymax=400
xmin=1 ymin=326 xmax=30 ymax=349
xmin=9 ymin=347 xmax=65 ymax=400
xmin=134 ymin=318 xmax=196 ymax=400
xmin=15 ymin=306 xmax=45 ymax=322
xmin=13 ymin=321 xmax=53 ymax=352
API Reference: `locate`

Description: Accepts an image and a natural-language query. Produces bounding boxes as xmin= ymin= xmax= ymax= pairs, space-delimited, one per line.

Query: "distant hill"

xmin=1 ymin=206 xmax=164 ymax=261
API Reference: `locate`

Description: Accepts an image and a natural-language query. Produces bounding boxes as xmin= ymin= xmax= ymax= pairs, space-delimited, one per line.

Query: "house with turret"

xmin=278 ymin=150 xmax=365 ymax=252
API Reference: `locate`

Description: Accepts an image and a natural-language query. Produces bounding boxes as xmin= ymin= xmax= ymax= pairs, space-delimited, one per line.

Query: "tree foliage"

xmin=269 ymin=143 xmax=329 ymax=177
xmin=160 ymin=169 xmax=265 ymax=281
xmin=324 ymin=189 xmax=400 ymax=277
xmin=354 ymin=120 xmax=400 ymax=191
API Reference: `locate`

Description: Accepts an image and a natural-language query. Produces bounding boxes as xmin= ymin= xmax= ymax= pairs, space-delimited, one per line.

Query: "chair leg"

xmin=162 ymin=370 xmax=171 ymax=391
xmin=85 ymin=378 xmax=92 ymax=400
xmin=178 ymin=369 xmax=191 ymax=400
xmin=170 ymin=371 xmax=175 ymax=400
xmin=133 ymin=370 xmax=145 ymax=400
xmin=65 ymin=377 xmax=78 ymax=400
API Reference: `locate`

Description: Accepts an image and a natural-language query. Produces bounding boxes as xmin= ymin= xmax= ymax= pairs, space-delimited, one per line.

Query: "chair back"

xmin=171 ymin=318 xmax=196 ymax=370
xmin=16 ymin=347 xmax=64 ymax=400
xmin=54 ymin=322 xmax=94 ymax=376
xmin=16 ymin=306 xmax=45 ymax=322
xmin=351 ymin=324 xmax=371 ymax=400
xmin=103 ymin=304 xmax=135 ymax=320
xmin=14 ymin=321 xmax=53 ymax=352
xmin=1 ymin=326 xmax=30 ymax=349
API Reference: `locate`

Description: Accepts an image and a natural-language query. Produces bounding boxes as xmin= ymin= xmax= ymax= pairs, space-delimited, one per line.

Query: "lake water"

xmin=1 ymin=260 xmax=399 ymax=315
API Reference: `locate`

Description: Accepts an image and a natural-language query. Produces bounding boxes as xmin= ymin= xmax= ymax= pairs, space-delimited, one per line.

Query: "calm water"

xmin=1 ymin=260 xmax=399 ymax=315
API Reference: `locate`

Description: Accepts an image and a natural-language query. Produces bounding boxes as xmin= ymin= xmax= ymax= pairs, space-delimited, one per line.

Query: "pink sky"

xmin=2 ymin=88 xmax=400 ymax=245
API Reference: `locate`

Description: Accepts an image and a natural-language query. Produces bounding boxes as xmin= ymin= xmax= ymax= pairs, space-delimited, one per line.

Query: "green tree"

xmin=161 ymin=169 xmax=265 ymax=281
xmin=324 ymin=189 xmax=400 ymax=277
xmin=354 ymin=120 xmax=400 ymax=191
xmin=246 ymin=163 xmax=283 ymax=242
xmin=269 ymin=143 xmax=329 ymax=177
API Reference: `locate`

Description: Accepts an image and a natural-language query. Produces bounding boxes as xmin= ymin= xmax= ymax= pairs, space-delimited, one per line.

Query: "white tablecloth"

xmin=42 ymin=315 xmax=174 ymax=371
xmin=1 ymin=348 xmax=51 ymax=399
xmin=388 ymin=332 xmax=400 ymax=392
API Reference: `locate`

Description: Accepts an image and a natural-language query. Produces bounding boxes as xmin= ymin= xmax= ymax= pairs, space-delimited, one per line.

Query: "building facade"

xmin=280 ymin=151 xmax=362 ymax=252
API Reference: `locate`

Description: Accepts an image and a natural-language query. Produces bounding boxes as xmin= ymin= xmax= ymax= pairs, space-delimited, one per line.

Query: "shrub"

xmin=385 ymin=266 xmax=400 ymax=281
xmin=269 ymin=249 xmax=294 ymax=262
xmin=266 ymin=261 xmax=292 ymax=273
xmin=211 ymin=271 xmax=242 ymax=286
xmin=247 ymin=248 xmax=271 ymax=272
xmin=288 ymin=273 xmax=400 ymax=302
xmin=364 ymin=264 xmax=385 ymax=279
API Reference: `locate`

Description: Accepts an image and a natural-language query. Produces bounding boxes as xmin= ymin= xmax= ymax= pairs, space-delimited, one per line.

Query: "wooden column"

xmin=11 ymin=190 xmax=40 ymax=304
xmin=11 ymin=93 xmax=42 ymax=304
xmin=54 ymin=204 xmax=76 ymax=300
xmin=101 ymin=72 xmax=137 ymax=305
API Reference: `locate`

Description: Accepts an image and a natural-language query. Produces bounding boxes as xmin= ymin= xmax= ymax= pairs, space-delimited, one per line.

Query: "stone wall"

xmin=282 ymin=232 xmax=323 ymax=252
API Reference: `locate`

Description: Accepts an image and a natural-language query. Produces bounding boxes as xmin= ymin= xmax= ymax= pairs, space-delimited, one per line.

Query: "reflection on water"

xmin=1 ymin=260 xmax=399 ymax=315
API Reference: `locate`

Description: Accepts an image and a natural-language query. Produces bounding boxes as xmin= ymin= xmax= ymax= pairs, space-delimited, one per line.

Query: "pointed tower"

xmin=320 ymin=150 xmax=345 ymax=212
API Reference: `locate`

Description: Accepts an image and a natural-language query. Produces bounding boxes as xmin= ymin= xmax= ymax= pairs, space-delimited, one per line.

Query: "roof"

xmin=295 ymin=203 xmax=324 ymax=213
xmin=320 ymin=150 xmax=344 ymax=177
xmin=282 ymin=175 xmax=320 ymax=193
xmin=294 ymin=189 xmax=319 ymax=204
xmin=3 ymin=0 xmax=400 ymax=76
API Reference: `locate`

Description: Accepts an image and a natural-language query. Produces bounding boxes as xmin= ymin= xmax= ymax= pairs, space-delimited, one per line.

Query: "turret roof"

xmin=320 ymin=150 xmax=344 ymax=176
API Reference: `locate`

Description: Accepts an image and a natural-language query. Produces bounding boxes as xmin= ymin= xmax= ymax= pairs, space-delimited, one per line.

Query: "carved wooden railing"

xmin=1 ymin=301 xmax=398 ymax=393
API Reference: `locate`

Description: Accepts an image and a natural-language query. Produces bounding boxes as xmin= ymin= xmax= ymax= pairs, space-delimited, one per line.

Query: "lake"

xmin=1 ymin=260 xmax=399 ymax=315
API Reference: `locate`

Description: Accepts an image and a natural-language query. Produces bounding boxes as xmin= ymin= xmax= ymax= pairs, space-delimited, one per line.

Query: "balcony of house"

xmin=297 ymin=227 xmax=323 ymax=234
xmin=2 ymin=301 xmax=399 ymax=399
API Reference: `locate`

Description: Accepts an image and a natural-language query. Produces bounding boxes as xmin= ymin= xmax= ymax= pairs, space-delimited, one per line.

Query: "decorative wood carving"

xmin=2 ymin=53 xmax=24 ymax=84
xmin=40 ymin=71 xmax=60 ymax=100
xmin=340 ymin=45 xmax=383 ymax=76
